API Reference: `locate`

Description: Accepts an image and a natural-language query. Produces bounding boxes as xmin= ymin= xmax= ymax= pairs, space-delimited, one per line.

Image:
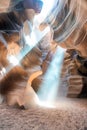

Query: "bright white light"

xmin=0 ymin=67 xmax=6 ymax=76
xmin=34 ymin=0 xmax=56 ymax=26
xmin=37 ymin=100 xmax=56 ymax=108
xmin=25 ymin=26 xmax=50 ymax=47
xmin=7 ymin=55 xmax=19 ymax=66
xmin=2 ymin=67 xmax=6 ymax=74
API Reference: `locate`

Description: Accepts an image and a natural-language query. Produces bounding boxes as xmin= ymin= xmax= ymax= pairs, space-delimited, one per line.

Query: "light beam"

xmin=5 ymin=26 xmax=50 ymax=72
xmin=37 ymin=46 xmax=66 ymax=106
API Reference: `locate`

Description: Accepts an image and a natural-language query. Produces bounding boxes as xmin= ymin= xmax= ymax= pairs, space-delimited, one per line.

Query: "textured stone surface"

xmin=0 ymin=98 xmax=87 ymax=130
